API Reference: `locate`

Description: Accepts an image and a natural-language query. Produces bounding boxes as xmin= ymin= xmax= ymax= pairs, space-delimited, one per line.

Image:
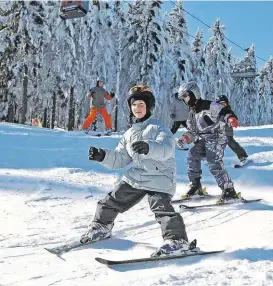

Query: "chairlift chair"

xmin=231 ymin=65 xmax=257 ymax=79
xmin=59 ymin=0 xmax=89 ymax=20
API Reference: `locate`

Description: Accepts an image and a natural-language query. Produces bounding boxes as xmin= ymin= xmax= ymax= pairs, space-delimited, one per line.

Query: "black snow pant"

xmin=171 ymin=121 xmax=187 ymax=134
xmin=227 ymin=136 xmax=248 ymax=159
xmin=93 ymin=181 xmax=188 ymax=241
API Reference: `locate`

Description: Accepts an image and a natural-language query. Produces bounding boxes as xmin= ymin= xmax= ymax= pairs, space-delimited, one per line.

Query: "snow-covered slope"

xmin=1 ymin=122 xmax=273 ymax=286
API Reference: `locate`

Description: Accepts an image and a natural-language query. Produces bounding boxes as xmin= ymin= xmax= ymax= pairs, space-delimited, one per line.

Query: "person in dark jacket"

xmin=177 ymin=81 xmax=241 ymax=203
xmin=82 ymin=76 xmax=115 ymax=135
xmin=216 ymin=95 xmax=248 ymax=164
xmin=80 ymin=85 xmax=199 ymax=257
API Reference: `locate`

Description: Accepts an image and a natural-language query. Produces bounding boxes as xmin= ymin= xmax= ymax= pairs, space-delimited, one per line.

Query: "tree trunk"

xmin=51 ymin=92 xmax=56 ymax=129
xmin=113 ymin=98 xmax=118 ymax=132
xmin=19 ymin=64 xmax=28 ymax=124
xmin=67 ymin=86 xmax=75 ymax=131
xmin=7 ymin=102 xmax=14 ymax=122
xmin=43 ymin=107 xmax=48 ymax=128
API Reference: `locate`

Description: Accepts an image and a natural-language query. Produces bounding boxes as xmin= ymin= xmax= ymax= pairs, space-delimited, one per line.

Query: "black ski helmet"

xmin=97 ymin=76 xmax=106 ymax=83
xmin=127 ymin=85 xmax=155 ymax=112
xmin=216 ymin=95 xmax=229 ymax=104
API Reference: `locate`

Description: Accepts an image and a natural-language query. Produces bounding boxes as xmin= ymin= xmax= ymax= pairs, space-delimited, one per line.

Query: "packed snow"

xmin=1 ymin=122 xmax=273 ymax=286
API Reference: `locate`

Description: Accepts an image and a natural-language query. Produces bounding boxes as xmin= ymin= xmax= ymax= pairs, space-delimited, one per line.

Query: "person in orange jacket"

xmin=82 ymin=76 xmax=115 ymax=135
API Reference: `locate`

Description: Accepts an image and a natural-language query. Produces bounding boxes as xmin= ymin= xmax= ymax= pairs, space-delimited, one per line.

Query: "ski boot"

xmin=216 ymin=188 xmax=242 ymax=204
xmin=151 ymin=239 xmax=200 ymax=257
xmin=181 ymin=178 xmax=207 ymax=199
xmin=80 ymin=222 xmax=113 ymax=244
xmin=80 ymin=128 xmax=89 ymax=134
xmin=239 ymin=157 xmax=248 ymax=164
xmin=105 ymin=128 xmax=112 ymax=136
xmin=238 ymin=156 xmax=250 ymax=167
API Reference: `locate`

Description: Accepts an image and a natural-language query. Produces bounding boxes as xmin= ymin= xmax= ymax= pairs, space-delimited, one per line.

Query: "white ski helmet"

xmin=178 ymin=81 xmax=201 ymax=100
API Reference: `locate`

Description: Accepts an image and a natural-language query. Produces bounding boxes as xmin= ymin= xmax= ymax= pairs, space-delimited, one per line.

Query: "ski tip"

xmin=44 ymin=248 xmax=57 ymax=255
xmin=234 ymin=164 xmax=241 ymax=168
xmin=245 ymin=198 xmax=262 ymax=203
xmin=95 ymin=257 xmax=110 ymax=265
xmin=179 ymin=204 xmax=194 ymax=209
xmin=205 ymin=249 xmax=225 ymax=254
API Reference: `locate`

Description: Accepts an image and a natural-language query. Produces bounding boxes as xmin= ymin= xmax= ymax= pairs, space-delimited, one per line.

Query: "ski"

xmin=176 ymin=146 xmax=189 ymax=151
xmin=95 ymin=249 xmax=225 ymax=266
xmin=179 ymin=198 xmax=262 ymax=210
xmin=87 ymin=133 xmax=110 ymax=137
xmin=84 ymin=131 xmax=112 ymax=137
xmin=44 ymin=238 xmax=109 ymax=255
xmin=234 ymin=159 xmax=252 ymax=168
xmin=172 ymin=194 xmax=219 ymax=204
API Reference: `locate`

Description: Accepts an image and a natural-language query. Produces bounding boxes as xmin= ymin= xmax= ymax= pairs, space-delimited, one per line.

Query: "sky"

xmin=163 ymin=1 xmax=273 ymax=68
xmin=1 ymin=122 xmax=273 ymax=285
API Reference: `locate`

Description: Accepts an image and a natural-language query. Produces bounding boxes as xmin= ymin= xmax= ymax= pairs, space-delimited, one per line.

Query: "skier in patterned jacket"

xmin=80 ymin=85 xmax=199 ymax=257
xmin=177 ymin=81 xmax=241 ymax=203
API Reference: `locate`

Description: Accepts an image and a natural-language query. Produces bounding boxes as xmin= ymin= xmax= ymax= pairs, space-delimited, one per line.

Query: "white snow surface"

xmin=1 ymin=122 xmax=273 ymax=286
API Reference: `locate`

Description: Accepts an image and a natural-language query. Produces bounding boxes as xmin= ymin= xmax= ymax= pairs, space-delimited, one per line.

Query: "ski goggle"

xmin=218 ymin=100 xmax=228 ymax=105
xmin=129 ymin=85 xmax=152 ymax=96
xmin=179 ymin=90 xmax=191 ymax=102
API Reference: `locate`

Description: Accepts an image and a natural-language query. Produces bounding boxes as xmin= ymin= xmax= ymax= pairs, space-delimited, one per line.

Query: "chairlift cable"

xmin=169 ymin=0 xmax=267 ymax=63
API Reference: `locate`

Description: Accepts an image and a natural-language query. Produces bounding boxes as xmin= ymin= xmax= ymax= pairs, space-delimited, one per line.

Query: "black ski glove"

xmin=132 ymin=141 xmax=149 ymax=155
xmin=110 ymin=92 xmax=115 ymax=98
xmin=88 ymin=147 xmax=106 ymax=162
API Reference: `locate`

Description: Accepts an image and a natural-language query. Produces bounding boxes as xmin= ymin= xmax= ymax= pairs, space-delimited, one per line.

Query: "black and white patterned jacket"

xmin=185 ymin=99 xmax=237 ymax=143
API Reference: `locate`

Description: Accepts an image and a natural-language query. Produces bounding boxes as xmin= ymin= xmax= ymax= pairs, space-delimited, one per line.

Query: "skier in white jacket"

xmin=80 ymin=85 xmax=199 ymax=257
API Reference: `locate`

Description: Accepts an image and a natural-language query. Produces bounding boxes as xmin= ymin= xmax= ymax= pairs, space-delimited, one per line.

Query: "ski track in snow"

xmin=1 ymin=123 xmax=273 ymax=286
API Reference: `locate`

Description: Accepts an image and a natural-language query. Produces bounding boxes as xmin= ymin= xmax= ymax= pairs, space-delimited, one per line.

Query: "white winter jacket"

xmin=99 ymin=116 xmax=176 ymax=195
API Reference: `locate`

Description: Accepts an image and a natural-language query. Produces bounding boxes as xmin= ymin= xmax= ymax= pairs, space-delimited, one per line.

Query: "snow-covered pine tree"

xmin=264 ymin=56 xmax=273 ymax=100
xmin=111 ymin=0 xmax=128 ymax=130
xmin=126 ymin=0 xmax=162 ymax=84
xmin=231 ymin=45 xmax=259 ymax=126
xmin=260 ymin=56 xmax=273 ymax=123
xmin=191 ymin=29 xmax=204 ymax=80
xmin=204 ymin=19 xmax=233 ymax=100
xmin=77 ymin=1 xmax=116 ymax=131
xmin=0 ymin=1 xmax=21 ymax=122
xmin=258 ymin=65 xmax=272 ymax=125
xmin=0 ymin=1 xmax=60 ymax=126
xmin=167 ymin=0 xmax=192 ymax=85
xmin=156 ymin=12 xmax=175 ymax=126
xmin=125 ymin=0 xmax=164 ymax=123
xmin=23 ymin=1 xmax=54 ymax=127
xmin=190 ymin=29 xmax=211 ymax=99
xmin=263 ymin=56 xmax=273 ymax=96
